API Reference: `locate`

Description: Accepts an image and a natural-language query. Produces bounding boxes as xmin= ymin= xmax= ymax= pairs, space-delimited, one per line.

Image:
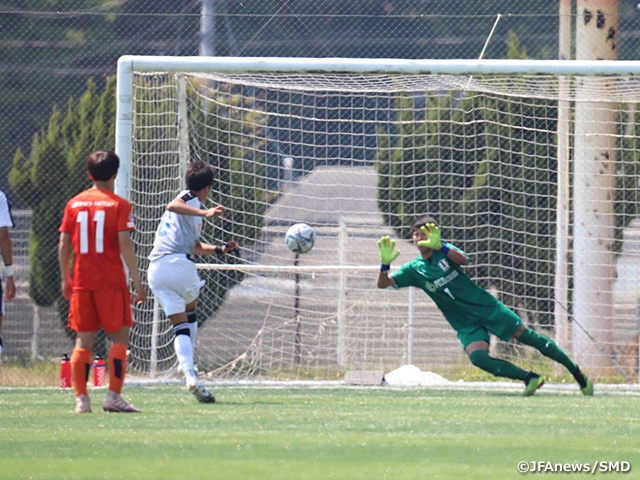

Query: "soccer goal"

xmin=116 ymin=57 xmax=640 ymax=382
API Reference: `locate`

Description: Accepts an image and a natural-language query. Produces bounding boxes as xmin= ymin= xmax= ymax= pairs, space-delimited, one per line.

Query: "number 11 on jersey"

xmin=77 ymin=210 xmax=105 ymax=254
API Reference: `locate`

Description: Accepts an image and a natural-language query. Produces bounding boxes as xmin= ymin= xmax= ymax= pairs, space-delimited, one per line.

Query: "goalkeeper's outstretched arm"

xmin=377 ymin=236 xmax=398 ymax=289
xmin=377 ymin=270 xmax=395 ymax=289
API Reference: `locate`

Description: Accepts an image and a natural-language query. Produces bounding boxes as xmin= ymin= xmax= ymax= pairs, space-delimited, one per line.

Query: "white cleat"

xmin=74 ymin=394 xmax=92 ymax=413
xmin=102 ymin=391 xmax=141 ymax=413
xmin=188 ymin=383 xmax=216 ymax=403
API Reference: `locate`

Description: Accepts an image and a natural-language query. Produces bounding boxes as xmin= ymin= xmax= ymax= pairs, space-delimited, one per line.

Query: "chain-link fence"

xmin=2 ymin=1 xmax=640 ymax=381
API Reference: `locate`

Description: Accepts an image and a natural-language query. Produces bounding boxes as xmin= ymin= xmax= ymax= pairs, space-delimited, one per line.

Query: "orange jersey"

xmin=59 ymin=188 xmax=135 ymax=290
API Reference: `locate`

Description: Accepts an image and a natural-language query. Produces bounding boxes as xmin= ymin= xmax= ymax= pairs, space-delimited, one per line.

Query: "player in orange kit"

xmin=58 ymin=150 xmax=146 ymax=413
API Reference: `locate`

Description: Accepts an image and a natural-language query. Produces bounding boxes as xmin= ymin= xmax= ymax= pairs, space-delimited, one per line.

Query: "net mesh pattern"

xmin=126 ymin=70 xmax=640 ymax=381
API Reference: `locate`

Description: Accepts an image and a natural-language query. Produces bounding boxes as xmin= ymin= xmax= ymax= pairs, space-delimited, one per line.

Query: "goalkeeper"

xmin=377 ymin=215 xmax=593 ymax=396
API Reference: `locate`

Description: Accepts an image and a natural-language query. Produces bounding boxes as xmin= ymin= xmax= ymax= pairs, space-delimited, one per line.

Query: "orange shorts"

xmin=68 ymin=289 xmax=133 ymax=334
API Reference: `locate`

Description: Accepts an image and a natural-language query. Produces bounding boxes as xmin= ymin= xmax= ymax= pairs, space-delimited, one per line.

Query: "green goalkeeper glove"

xmin=418 ymin=223 xmax=443 ymax=250
xmin=377 ymin=236 xmax=400 ymax=266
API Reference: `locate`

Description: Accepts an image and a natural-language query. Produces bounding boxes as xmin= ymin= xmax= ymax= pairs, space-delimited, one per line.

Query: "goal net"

xmin=117 ymin=58 xmax=640 ymax=382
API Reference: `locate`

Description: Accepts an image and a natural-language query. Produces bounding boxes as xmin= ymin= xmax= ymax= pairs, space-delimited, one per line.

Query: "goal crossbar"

xmin=195 ymin=264 xmax=388 ymax=273
xmin=117 ymin=56 xmax=640 ymax=76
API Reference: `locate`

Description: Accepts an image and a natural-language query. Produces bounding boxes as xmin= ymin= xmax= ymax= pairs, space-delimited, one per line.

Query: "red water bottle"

xmin=60 ymin=354 xmax=72 ymax=389
xmin=92 ymin=356 xmax=106 ymax=387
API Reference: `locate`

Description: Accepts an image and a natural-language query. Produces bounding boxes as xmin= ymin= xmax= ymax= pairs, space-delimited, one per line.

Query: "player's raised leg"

xmin=149 ymin=259 xmax=215 ymax=403
xmin=513 ymin=326 xmax=593 ymax=395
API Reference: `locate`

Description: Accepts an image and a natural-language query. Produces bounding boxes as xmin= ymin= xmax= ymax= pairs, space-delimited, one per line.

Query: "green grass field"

xmin=1 ymin=384 xmax=639 ymax=479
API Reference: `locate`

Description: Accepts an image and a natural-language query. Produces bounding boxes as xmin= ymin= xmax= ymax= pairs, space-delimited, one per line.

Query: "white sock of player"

xmin=174 ymin=324 xmax=196 ymax=386
xmin=186 ymin=310 xmax=198 ymax=346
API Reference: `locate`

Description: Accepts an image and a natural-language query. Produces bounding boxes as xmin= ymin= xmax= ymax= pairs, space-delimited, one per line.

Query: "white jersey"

xmin=149 ymin=190 xmax=202 ymax=262
xmin=0 ymin=191 xmax=14 ymax=229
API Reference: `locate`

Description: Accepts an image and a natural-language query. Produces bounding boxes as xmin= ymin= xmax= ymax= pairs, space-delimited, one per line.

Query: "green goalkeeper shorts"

xmin=456 ymin=303 xmax=524 ymax=349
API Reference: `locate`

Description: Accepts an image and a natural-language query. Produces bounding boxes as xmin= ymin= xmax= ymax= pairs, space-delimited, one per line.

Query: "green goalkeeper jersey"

xmin=391 ymin=244 xmax=500 ymax=332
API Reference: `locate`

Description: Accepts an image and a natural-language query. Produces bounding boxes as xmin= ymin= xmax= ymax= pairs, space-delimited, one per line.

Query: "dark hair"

xmin=86 ymin=150 xmax=120 ymax=181
xmin=410 ymin=215 xmax=438 ymax=232
xmin=186 ymin=160 xmax=214 ymax=191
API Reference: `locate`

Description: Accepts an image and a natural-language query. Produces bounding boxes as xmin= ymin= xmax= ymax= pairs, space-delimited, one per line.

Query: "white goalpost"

xmin=116 ymin=56 xmax=640 ymax=382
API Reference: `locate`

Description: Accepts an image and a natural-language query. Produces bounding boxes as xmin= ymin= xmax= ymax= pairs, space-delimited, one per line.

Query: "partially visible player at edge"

xmin=58 ymin=150 xmax=147 ymax=413
xmin=148 ymin=160 xmax=238 ymax=403
xmin=0 ymin=189 xmax=17 ymax=357
xmin=377 ymin=215 xmax=594 ymax=396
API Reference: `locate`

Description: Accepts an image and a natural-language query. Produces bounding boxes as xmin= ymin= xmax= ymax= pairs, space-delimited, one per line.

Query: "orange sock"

xmin=71 ymin=348 xmax=92 ymax=397
xmin=108 ymin=344 xmax=128 ymax=394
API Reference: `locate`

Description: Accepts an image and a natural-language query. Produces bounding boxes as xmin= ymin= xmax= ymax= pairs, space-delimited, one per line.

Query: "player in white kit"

xmin=148 ymin=160 xmax=238 ymax=402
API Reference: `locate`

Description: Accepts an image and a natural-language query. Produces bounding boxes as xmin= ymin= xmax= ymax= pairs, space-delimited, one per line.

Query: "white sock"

xmin=188 ymin=321 xmax=198 ymax=346
xmin=174 ymin=328 xmax=196 ymax=386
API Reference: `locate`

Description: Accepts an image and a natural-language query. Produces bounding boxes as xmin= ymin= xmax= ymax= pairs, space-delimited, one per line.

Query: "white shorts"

xmin=148 ymin=254 xmax=205 ymax=316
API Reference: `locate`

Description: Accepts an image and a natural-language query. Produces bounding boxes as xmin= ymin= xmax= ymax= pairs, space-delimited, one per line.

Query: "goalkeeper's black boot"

xmin=573 ymin=366 xmax=594 ymax=396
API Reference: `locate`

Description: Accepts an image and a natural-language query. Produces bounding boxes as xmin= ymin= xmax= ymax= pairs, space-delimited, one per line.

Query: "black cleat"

xmin=573 ymin=367 xmax=594 ymax=396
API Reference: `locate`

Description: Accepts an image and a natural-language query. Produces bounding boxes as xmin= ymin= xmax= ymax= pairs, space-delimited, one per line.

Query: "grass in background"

xmin=0 ymin=385 xmax=639 ymax=480
xmin=0 ymin=358 xmax=59 ymax=386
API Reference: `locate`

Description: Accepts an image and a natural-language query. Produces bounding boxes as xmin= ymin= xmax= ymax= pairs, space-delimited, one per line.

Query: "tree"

xmin=9 ymin=107 xmax=68 ymax=306
xmin=9 ymin=76 xmax=116 ymax=355
xmin=505 ymin=30 xmax=528 ymax=60
xmin=0 ymin=1 xmax=122 ymax=205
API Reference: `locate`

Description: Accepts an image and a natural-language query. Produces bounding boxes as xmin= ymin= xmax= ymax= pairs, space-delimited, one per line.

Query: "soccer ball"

xmin=285 ymin=223 xmax=315 ymax=254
